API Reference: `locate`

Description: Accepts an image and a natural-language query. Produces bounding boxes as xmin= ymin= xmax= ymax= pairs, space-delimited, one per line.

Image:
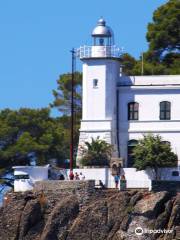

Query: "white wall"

xmin=82 ymin=61 xmax=106 ymax=120
xmin=82 ymin=59 xmax=120 ymax=120
xmin=119 ymin=87 xmax=180 ymax=122
xmin=13 ymin=178 xmax=34 ymax=192
xmin=77 ymin=59 xmax=120 ymax=163
xmin=68 ymin=168 xmax=153 ymax=189
xmin=118 ymin=85 xmax=180 ymax=165
xmin=13 ymin=166 xmax=180 ymax=192
xmin=79 ymin=52 xmax=180 ymax=168
xmin=67 ymin=167 xmax=180 ymax=189
xmin=67 ymin=168 xmax=113 ymax=187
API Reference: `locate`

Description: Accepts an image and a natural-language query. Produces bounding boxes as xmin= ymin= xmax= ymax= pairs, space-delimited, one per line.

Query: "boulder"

xmin=0 ymin=189 xmax=179 ymax=240
xmin=40 ymin=196 xmax=79 ymax=240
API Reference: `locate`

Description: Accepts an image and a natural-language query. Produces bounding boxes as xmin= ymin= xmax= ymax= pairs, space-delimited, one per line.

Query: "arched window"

xmin=162 ymin=141 xmax=170 ymax=146
xmin=128 ymin=102 xmax=139 ymax=120
xmin=160 ymin=101 xmax=171 ymax=120
xmin=127 ymin=139 xmax=138 ymax=167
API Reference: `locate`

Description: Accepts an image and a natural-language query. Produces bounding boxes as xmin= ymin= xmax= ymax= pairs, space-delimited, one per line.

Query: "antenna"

xmin=69 ymin=48 xmax=75 ymax=179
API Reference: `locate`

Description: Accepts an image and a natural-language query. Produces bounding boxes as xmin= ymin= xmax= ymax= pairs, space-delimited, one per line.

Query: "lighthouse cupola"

xmin=91 ymin=18 xmax=114 ymax=46
xmin=78 ymin=18 xmax=121 ymax=59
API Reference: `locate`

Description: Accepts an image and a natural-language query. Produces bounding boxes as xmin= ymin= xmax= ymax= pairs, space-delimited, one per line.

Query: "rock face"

xmin=0 ymin=188 xmax=179 ymax=240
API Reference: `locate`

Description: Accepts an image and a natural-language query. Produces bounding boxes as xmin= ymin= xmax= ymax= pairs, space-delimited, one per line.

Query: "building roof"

xmin=92 ymin=18 xmax=113 ymax=37
xmin=12 ymin=165 xmax=49 ymax=169
xmin=118 ymin=75 xmax=180 ymax=87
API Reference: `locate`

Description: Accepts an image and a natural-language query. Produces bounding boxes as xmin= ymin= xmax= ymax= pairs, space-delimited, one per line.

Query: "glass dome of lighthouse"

xmin=92 ymin=18 xmax=114 ymax=46
xmin=78 ymin=18 xmax=121 ymax=59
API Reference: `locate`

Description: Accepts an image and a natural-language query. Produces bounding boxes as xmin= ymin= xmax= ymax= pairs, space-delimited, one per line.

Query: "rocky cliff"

xmin=0 ymin=184 xmax=179 ymax=240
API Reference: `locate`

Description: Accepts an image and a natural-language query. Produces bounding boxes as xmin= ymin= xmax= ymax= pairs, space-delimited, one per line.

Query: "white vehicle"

xmin=13 ymin=165 xmax=49 ymax=192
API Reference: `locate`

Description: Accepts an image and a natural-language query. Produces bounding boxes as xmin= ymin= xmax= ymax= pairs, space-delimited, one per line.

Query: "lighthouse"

xmin=77 ymin=18 xmax=122 ymax=166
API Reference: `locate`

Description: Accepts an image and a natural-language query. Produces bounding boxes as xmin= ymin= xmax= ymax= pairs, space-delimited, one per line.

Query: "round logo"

xmin=135 ymin=227 xmax=144 ymax=236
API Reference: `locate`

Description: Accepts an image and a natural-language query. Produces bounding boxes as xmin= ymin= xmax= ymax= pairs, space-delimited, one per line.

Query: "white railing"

xmin=76 ymin=45 xmax=122 ymax=59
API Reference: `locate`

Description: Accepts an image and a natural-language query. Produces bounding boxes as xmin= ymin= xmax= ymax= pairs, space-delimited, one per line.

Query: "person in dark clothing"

xmin=59 ymin=174 xmax=65 ymax=180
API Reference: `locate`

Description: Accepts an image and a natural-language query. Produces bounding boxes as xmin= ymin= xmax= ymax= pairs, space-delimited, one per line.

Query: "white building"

xmin=13 ymin=165 xmax=49 ymax=192
xmin=77 ymin=18 xmax=180 ymax=168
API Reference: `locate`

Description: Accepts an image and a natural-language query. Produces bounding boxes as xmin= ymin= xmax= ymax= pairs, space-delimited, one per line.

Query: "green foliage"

xmin=162 ymin=52 xmax=180 ymax=74
xmin=121 ymin=53 xmax=137 ymax=75
xmin=0 ymin=108 xmax=70 ymax=170
xmin=146 ymin=0 xmax=180 ymax=57
xmin=121 ymin=52 xmax=180 ymax=76
xmin=51 ymin=72 xmax=82 ymax=163
xmin=51 ymin=72 xmax=82 ymax=116
xmin=79 ymin=137 xmax=113 ymax=166
xmin=121 ymin=0 xmax=180 ymax=75
xmin=132 ymin=134 xmax=178 ymax=179
xmin=121 ymin=53 xmax=170 ymax=76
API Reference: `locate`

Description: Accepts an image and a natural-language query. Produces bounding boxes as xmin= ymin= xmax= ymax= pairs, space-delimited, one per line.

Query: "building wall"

xmin=79 ymin=51 xmax=180 ymax=168
xmin=67 ymin=167 xmax=180 ymax=189
xmin=14 ymin=167 xmax=180 ymax=192
xmin=118 ymin=86 xmax=180 ymax=165
xmin=35 ymin=180 xmax=95 ymax=207
xmin=118 ymin=87 xmax=180 ymax=122
xmin=70 ymin=168 xmax=152 ymax=189
xmin=82 ymin=59 xmax=120 ymax=120
xmin=82 ymin=61 xmax=106 ymax=120
xmin=77 ymin=59 xmax=120 ymax=164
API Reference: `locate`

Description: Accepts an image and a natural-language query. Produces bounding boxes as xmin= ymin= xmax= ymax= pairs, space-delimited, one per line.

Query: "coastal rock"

xmin=18 ymin=199 xmax=43 ymax=240
xmin=0 ymin=193 xmax=26 ymax=240
xmin=134 ymin=191 xmax=170 ymax=217
xmin=0 ymin=189 xmax=179 ymax=240
xmin=41 ymin=196 xmax=79 ymax=240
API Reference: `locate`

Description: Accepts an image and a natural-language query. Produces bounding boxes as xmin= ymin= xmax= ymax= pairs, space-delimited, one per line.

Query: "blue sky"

xmin=0 ymin=0 xmax=167 ymax=115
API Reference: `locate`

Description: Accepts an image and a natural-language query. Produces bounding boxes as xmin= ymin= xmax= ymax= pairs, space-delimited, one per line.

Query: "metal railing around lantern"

xmin=76 ymin=45 xmax=122 ymax=59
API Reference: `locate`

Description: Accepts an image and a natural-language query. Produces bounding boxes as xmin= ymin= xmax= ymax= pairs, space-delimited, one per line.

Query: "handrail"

xmin=76 ymin=45 xmax=122 ymax=59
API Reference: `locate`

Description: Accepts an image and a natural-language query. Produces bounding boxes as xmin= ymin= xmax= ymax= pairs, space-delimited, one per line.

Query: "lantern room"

xmin=91 ymin=18 xmax=114 ymax=46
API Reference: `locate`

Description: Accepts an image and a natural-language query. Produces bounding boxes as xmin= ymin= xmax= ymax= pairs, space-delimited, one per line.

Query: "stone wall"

xmin=151 ymin=180 xmax=180 ymax=192
xmin=34 ymin=180 xmax=95 ymax=207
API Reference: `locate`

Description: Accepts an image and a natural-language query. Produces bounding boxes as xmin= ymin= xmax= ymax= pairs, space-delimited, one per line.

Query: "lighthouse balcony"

xmin=77 ymin=45 xmax=121 ymax=59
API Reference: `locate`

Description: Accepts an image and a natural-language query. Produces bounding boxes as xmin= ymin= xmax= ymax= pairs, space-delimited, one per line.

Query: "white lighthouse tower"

xmin=77 ymin=18 xmax=121 ymax=165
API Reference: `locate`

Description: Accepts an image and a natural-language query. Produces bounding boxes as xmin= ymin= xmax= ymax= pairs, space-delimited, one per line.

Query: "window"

xmin=15 ymin=174 xmax=29 ymax=180
xmin=93 ymin=79 xmax=98 ymax=88
xmin=99 ymin=38 xmax=104 ymax=46
xmin=128 ymin=102 xmax=139 ymax=120
xmin=172 ymin=171 xmax=179 ymax=177
xmin=160 ymin=101 xmax=171 ymax=120
xmin=162 ymin=141 xmax=170 ymax=146
xmin=127 ymin=139 xmax=138 ymax=167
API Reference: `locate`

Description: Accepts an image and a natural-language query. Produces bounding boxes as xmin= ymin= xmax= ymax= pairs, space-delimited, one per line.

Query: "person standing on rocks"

xmin=75 ymin=172 xmax=80 ymax=180
xmin=79 ymin=172 xmax=85 ymax=180
xmin=114 ymin=174 xmax=120 ymax=189
xmin=69 ymin=171 xmax=74 ymax=180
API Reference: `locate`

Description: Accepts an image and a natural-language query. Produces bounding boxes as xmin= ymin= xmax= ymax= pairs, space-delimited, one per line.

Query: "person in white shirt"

xmin=79 ymin=172 xmax=85 ymax=180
